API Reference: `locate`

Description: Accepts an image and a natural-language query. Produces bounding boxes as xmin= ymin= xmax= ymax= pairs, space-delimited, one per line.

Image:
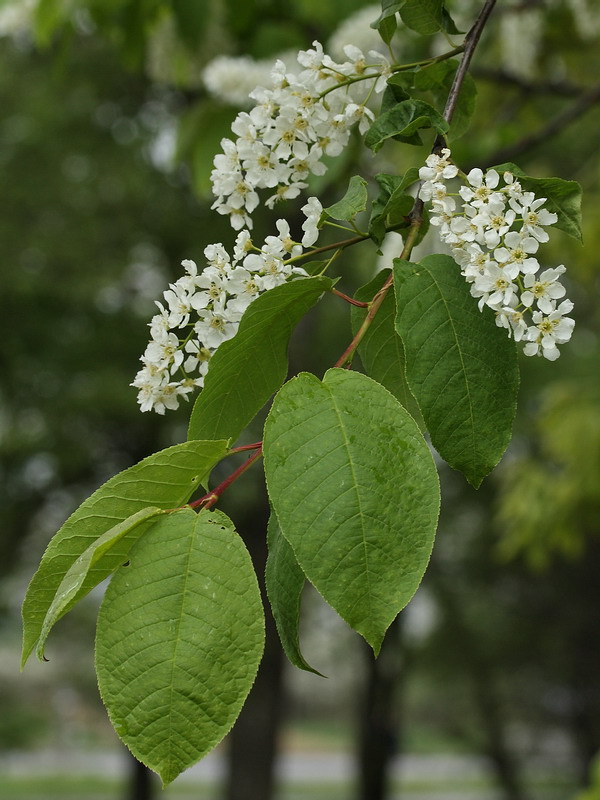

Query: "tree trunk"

xmin=430 ymin=566 xmax=527 ymax=800
xmin=223 ymin=500 xmax=285 ymax=800
xmin=126 ymin=752 xmax=156 ymax=800
xmin=356 ymin=618 xmax=404 ymax=800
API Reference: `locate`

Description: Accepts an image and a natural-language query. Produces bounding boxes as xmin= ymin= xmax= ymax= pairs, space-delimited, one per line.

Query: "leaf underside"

xmin=265 ymin=512 xmax=322 ymax=675
xmin=21 ymin=439 xmax=228 ymax=668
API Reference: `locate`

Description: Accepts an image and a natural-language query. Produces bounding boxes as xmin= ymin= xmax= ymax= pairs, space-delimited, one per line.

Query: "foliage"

xmin=12 ymin=0 xmax=591 ymax=787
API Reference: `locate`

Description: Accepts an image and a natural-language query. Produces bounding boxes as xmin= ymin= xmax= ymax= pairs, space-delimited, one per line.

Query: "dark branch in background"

xmin=441 ymin=0 xmax=498 ymax=127
xmin=480 ymin=82 xmax=600 ymax=168
xmin=472 ymin=67 xmax=586 ymax=98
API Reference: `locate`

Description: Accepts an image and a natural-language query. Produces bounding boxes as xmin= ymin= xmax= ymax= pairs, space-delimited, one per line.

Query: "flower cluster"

xmin=419 ymin=149 xmax=575 ymax=361
xmin=210 ymin=40 xmax=391 ymax=229
xmin=131 ymin=213 xmax=322 ymax=414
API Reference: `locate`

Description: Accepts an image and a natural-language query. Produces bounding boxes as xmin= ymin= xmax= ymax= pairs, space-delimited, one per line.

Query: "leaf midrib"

xmin=421 ymin=267 xmax=477 ymax=477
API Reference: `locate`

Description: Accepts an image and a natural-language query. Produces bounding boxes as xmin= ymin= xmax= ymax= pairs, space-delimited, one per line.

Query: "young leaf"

xmin=188 ymin=277 xmax=332 ymax=444
xmin=364 ymin=100 xmax=449 ymax=152
xmin=377 ymin=13 xmax=398 ymax=45
xmin=393 ymin=255 xmax=519 ymax=487
xmin=21 ymin=439 xmax=228 ymax=668
xmin=96 ymin=508 xmax=264 ymax=786
xmin=492 ymin=163 xmax=583 ymax=242
xmin=36 ymin=506 xmax=164 ymax=661
xmin=263 ymin=369 xmax=440 ymax=655
xmin=265 ymin=513 xmax=322 ymax=675
xmin=351 ymin=269 xmax=424 ymax=427
xmin=324 ymin=176 xmax=368 ymax=222
xmin=381 ymin=80 xmax=411 ymax=115
xmin=369 ymin=169 xmax=418 ymax=245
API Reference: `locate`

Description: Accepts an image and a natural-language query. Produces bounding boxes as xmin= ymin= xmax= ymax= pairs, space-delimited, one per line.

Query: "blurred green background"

xmin=1 ymin=1 xmax=599 ymax=799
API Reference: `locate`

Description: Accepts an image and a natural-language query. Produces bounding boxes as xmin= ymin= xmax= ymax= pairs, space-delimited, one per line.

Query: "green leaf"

xmin=413 ymin=60 xmax=477 ymax=140
xmin=371 ymin=0 xmax=407 ymax=27
xmin=377 ymin=13 xmax=398 ymax=44
xmin=364 ymin=100 xmax=449 ymax=152
xmin=351 ymin=270 xmax=424 ymax=427
xmin=393 ymin=255 xmax=519 ymax=487
xmin=95 ymin=508 xmax=264 ymax=786
xmin=263 ymin=369 xmax=440 ymax=654
xmin=399 ymin=0 xmax=447 ymax=35
xmin=21 ymin=439 xmax=228 ymax=668
xmin=369 ymin=169 xmax=418 ymax=245
xmin=188 ymin=277 xmax=332 ymax=443
xmin=265 ymin=513 xmax=322 ymax=675
xmin=492 ymin=163 xmax=583 ymax=242
xmin=324 ymin=176 xmax=368 ymax=222
xmin=441 ymin=6 xmax=462 ymax=35
xmin=36 ymin=506 xmax=164 ymax=662
xmin=381 ymin=80 xmax=412 ymax=115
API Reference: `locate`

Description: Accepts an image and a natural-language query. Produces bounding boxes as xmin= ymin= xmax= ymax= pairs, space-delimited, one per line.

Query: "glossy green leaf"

xmin=36 ymin=506 xmax=164 ymax=661
xmin=351 ymin=269 xmax=423 ymax=427
xmin=188 ymin=277 xmax=332 ymax=444
xmin=364 ymin=100 xmax=449 ymax=152
xmin=96 ymin=508 xmax=264 ymax=786
xmin=265 ymin=513 xmax=322 ymax=675
xmin=493 ymin=163 xmax=583 ymax=242
xmin=263 ymin=369 xmax=440 ymax=654
xmin=393 ymin=255 xmax=519 ymax=487
xmin=369 ymin=169 xmax=418 ymax=245
xmin=21 ymin=439 xmax=228 ymax=668
xmin=324 ymin=176 xmax=368 ymax=222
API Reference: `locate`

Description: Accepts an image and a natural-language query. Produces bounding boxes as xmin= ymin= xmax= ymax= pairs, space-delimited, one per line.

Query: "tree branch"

xmin=480 ymin=83 xmax=600 ymax=168
xmin=441 ymin=0 xmax=498 ymax=126
xmin=472 ymin=67 xmax=586 ymax=98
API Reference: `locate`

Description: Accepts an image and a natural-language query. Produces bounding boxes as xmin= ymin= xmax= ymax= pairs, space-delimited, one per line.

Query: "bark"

xmin=356 ymin=618 xmax=404 ymax=800
xmin=125 ymin=752 xmax=156 ymax=800
xmin=223 ymin=500 xmax=285 ymax=800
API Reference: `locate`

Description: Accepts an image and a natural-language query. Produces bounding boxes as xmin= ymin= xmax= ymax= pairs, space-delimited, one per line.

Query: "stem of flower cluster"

xmin=333 ymin=214 xmax=423 ymax=369
xmin=334 ymin=0 xmax=498 ymax=368
xmin=332 ymin=288 xmax=369 ymax=308
xmin=318 ymin=45 xmax=465 ymax=99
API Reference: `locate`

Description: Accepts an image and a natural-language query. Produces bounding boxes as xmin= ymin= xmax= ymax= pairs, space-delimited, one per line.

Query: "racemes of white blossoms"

xmin=131 ymin=211 xmax=321 ymax=414
xmin=419 ymin=148 xmax=575 ymax=361
xmin=210 ymin=40 xmax=391 ymax=230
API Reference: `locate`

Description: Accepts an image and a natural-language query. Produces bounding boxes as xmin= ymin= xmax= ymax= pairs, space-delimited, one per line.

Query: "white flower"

xmin=496 ymin=305 xmax=528 ymax=342
xmin=520 ymin=266 xmax=567 ymax=313
xmin=523 ymin=300 xmax=575 ymax=360
xmin=471 ymin=264 xmax=518 ymax=311
xmin=459 ymin=168 xmax=502 ymax=207
xmin=493 ymin=231 xmax=540 ymax=276
xmin=509 ymin=193 xmax=557 ymax=242
xmin=301 ymin=196 xmax=323 ymax=247
xmin=419 ymin=148 xmax=458 ymax=183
